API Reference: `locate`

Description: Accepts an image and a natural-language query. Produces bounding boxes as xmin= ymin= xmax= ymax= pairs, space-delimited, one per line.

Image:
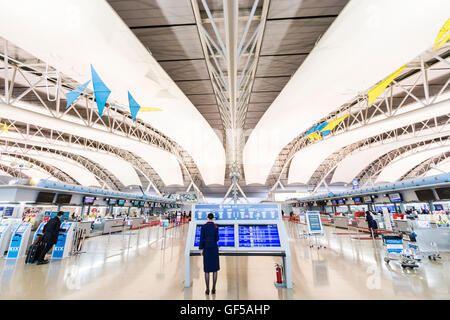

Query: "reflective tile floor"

xmin=0 ymin=222 xmax=449 ymax=299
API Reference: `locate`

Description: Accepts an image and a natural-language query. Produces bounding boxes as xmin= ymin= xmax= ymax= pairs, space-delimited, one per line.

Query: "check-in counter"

xmin=103 ymin=218 xmax=126 ymax=234
xmin=129 ymin=217 xmax=144 ymax=229
xmin=320 ymin=215 xmax=334 ymax=226
xmin=77 ymin=221 xmax=92 ymax=236
xmin=394 ymin=219 xmax=410 ymax=232
xmin=334 ymin=216 xmax=348 ymax=229
xmin=356 ymin=217 xmax=368 ymax=229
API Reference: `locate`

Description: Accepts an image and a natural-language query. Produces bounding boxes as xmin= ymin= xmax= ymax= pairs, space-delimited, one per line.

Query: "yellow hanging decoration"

xmin=433 ymin=19 xmax=450 ymax=49
xmin=368 ymin=65 xmax=405 ymax=105
xmin=0 ymin=123 xmax=16 ymax=134
xmin=319 ymin=114 xmax=350 ymax=134
xmin=139 ymin=107 xmax=162 ymax=112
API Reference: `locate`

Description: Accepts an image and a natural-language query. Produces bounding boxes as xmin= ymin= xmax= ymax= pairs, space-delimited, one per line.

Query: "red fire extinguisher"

xmin=275 ymin=264 xmax=283 ymax=284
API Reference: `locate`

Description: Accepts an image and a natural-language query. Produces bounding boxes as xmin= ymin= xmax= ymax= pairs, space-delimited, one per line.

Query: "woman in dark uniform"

xmin=199 ymin=213 xmax=219 ymax=295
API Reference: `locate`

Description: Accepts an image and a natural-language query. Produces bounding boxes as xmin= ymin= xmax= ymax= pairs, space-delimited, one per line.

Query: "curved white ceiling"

xmin=1 ymin=148 xmax=100 ymax=187
xmin=243 ymin=0 xmax=450 ymax=184
xmin=376 ymin=145 xmax=450 ymax=183
xmin=0 ymin=133 xmax=142 ymax=187
xmin=425 ymin=160 xmax=450 ymax=176
xmin=0 ymin=170 xmax=11 ymax=177
xmin=0 ymin=0 xmax=225 ymax=185
xmin=331 ymin=128 xmax=450 ymax=184
xmin=0 ymin=102 xmax=183 ymax=186
xmin=288 ymin=98 xmax=450 ymax=184
xmin=0 ymin=156 xmax=58 ymax=182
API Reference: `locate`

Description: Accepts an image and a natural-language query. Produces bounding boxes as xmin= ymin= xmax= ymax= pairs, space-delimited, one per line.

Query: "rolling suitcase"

xmin=25 ymin=243 xmax=42 ymax=264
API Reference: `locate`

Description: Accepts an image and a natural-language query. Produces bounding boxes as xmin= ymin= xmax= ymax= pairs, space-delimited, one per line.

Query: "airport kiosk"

xmin=184 ymin=203 xmax=292 ymax=288
xmin=6 ymin=222 xmax=32 ymax=259
xmin=52 ymin=222 xmax=75 ymax=259
xmin=32 ymin=221 xmax=47 ymax=243
xmin=0 ymin=221 xmax=14 ymax=256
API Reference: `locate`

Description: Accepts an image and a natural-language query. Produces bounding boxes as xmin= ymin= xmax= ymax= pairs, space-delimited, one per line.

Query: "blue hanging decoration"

xmin=65 ymin=80 xmax=90 ymax=109
xmin=128 ymin=92 xmax=141 ymax=122
xmin=91 ymin=65 xmax=111 ymax=117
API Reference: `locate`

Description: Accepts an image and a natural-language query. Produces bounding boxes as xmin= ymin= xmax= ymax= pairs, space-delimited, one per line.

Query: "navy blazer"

xmin=42 ymin=217 xmax=62 ymax=245
xmin=199 ymin=222 xmax=219 ymax=249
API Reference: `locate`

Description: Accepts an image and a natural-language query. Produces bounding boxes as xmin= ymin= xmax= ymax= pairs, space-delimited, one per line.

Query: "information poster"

xmin=306 ymin=211 xmax=323 ymax=235
xmin=382 ymin=208 xmax=393 ymax=231
xmin=433 ymin=212 xmax=449 ymax=227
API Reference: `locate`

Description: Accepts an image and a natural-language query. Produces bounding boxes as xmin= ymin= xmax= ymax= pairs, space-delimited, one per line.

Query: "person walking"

xmin=37 ymin=211 xmax=63 ymax=265
xmin=199 ymin=213 xmax=220 ymax=295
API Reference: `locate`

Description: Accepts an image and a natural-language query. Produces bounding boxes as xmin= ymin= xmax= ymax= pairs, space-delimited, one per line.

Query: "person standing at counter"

xmin=199 ymin=213 xmax=220 ymax=295
xmin=365 ymin=211 xmax=378 ymax=237
xmin=37 ymin=211 xmax=63 ymax=265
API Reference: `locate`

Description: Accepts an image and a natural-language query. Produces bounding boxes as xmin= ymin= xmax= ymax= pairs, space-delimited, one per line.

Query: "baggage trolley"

xmin=382 ymin=234 xmax=420 ymax=269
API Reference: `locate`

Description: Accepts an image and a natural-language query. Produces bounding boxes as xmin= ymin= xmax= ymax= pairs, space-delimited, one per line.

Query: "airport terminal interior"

xmin=0 ymin=0 xmax=449 ymax=300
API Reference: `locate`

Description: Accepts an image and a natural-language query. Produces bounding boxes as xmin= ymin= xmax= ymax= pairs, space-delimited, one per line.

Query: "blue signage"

xmin=52 ymin=222 xmax=72 ymax=259
xmin=306 ymin=212 xmax=323 ymax=235
xmin=194 ymin=225 xmax=235 ymax=247
xmin=238 ymin=225 xmax=281 ymax=247
xmin=6 ymin=223 xmax=30 ymax=259
xmin=352 ymin=179 xmax=359 ymax=189
xmin=194 ymin=204 xmax=279 ymax=220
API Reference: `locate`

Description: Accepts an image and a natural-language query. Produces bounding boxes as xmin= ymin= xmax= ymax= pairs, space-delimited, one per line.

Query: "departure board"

xmin=194 ymin=225 xmax=235 ymax=247
xmin=238 ymin=225 xmax=281 ymax=247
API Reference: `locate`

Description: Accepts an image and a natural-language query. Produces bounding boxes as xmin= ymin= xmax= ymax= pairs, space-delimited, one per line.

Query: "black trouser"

xmin=38 ymin=241 xmax=54 ymax=262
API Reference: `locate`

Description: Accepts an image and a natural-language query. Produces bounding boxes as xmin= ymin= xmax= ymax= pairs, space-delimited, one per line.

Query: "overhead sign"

xmin=193 ymin=204 xmax=280 ymax=221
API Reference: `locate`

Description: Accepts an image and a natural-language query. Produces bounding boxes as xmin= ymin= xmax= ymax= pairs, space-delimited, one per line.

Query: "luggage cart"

xmin=408 ymin=234 xmax=441 ymax=262
xmin=382 ymin=234 xmax=420 ymax=269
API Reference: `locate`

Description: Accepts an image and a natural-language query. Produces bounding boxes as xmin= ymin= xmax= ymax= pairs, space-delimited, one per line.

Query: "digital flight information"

xmin=238 ymin=225 xmax=281 ymax=247
xmin=194 ymin=225 xmax=235 ymax=247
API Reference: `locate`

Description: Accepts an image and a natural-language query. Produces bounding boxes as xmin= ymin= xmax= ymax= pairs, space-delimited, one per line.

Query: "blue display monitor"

xmin=352 ymin=197 xmax=362 ymax=205
xmin=388 ymin=193 xmax=402 ymax=203
xmin=337 ymin=198 xmax=345 ymax=205
xmin=194 ymin=225 xmax=235 ymax=247
xmin=238 ymin=224 xmax=281 ymax=248
xmin=363 ymin=196 xmax=373 ymax=204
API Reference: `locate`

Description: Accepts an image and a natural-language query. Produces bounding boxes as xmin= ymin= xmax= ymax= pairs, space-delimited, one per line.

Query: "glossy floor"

xmin=0 ymin=223 xmax=449 ymax=299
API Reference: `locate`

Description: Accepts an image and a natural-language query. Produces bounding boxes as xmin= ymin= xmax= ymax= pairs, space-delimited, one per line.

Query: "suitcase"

xmin=25 ymin=243 xmax=43 ymax=264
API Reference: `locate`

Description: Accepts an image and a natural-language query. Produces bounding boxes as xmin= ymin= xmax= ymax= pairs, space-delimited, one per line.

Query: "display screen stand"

xmin=184 ymin=203 xmax=292 ymax=289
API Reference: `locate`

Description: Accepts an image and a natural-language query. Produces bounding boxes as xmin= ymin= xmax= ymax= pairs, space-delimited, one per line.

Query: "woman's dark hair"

xmin=207 ymin=213 xmax=215 ymax=220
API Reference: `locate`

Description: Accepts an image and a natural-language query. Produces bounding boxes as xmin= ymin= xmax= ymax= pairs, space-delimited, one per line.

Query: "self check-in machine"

xmin=32 ymin=221 xmax=47 ymax=243
xmin=52 ymin=222 xmax=75 ymax=259
xmin=184 ymin=204 xmax=292 ymax=288
xmin=6 ymin=222 xmax=32 ymax=259
xmin=0 ymin=221 xmax=14 ymax=256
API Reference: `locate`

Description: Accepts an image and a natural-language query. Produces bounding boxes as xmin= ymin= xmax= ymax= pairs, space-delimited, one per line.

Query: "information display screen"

xmin=238 ymin=224 xmax=281 ymax=247
xmin=117 ymin=199 xmax=125 ymax=206
xmin=83 ymin=196 xmax=95 ymax=205
xmin=36 ymin=192 xmax=55 ymax=203
xmin=388 ymin=193 xmax=402 ymax=203
xmin=415 ymin=189 xmax=435 ymax=201
xmin=194 ymin=225 xmax=235 ymax=247
xmin=436 ymin=187 xmax=450 ymax=200
xmin=352 ymin=197 xmax=362 ymax=205
xmin=363 ymin=196 xmax=373 ymax=204
xmin=55 ymin=194 xmax=72 ymax=204
xmin=330 ymin=199 xmax=338 ymax=206
xmin=337 ymin=198 xmax=345 ymax=205
xmin=16 ymin=224 xmax=28 ymax=233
